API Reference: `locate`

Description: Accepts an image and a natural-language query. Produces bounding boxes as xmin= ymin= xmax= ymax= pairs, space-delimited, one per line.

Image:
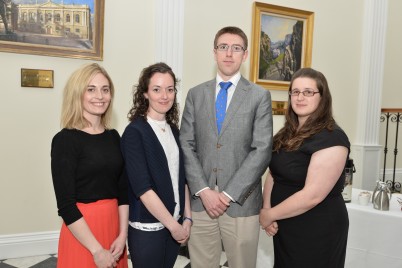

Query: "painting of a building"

xmin=17 ymin=0 xmax=91 ymax=39
xmin=0 ymin=0 xmax=94 ymax=49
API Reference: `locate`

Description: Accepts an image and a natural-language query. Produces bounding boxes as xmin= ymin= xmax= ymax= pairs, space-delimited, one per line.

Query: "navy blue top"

xmin=121 ymin=117 xmax=186 ymax=223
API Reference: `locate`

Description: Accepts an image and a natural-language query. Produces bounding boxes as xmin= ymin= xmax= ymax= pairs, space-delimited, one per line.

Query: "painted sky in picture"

xmin=261 ymin=14 xmax=298 ymax=43
xmin=12 ymin=0 xmax=94 ymax=14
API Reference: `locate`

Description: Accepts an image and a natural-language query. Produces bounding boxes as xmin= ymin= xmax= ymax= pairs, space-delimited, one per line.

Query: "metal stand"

xmin=380 ymin=109 xmax=402 ymax=193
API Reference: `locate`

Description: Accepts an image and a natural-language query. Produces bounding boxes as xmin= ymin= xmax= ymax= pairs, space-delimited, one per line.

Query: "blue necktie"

xmin=216 ymin=81 xmax=232 ymax=134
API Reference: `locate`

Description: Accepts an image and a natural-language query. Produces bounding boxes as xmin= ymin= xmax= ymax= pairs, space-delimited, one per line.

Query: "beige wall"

xmin=0 ymin=0 xmax=400 ymax=237
xmin=182 ymin=0 xmax=365 ymax=140
xmin=0 ymin=1 xmax=156 ymax=235
xmin=381 ymin=0 xmax=402 ymax=170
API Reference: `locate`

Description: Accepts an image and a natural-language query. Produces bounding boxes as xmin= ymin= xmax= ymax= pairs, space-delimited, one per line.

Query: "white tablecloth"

xmin=256 ymin=188 xmax=402 ymax=268
xmin=345 ymin=188 xmax=402 ymax=268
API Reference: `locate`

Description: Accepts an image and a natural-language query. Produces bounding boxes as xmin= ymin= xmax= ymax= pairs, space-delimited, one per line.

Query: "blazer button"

xmin=216 ymin=143 xmax=222 ymax=149
xmin=213 ymin=168 xmax=217 ymax=172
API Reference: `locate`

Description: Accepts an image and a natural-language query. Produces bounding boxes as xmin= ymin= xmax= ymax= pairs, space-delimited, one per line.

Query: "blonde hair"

xmin=60 ymin=63 xmax=115 ymax=129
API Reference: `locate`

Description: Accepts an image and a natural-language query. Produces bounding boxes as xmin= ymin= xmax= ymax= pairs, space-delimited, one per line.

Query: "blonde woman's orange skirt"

xmin=57 ymin=199 xmax=128 ymax=268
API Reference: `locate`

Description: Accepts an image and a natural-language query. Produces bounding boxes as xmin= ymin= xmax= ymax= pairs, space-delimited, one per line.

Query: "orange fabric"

xmin=57 ymin=199 xmax=128 ymax=268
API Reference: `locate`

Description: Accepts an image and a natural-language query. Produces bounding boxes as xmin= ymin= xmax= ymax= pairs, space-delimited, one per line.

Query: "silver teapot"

xmin=372 ymin=181 xmax=392 ymax=211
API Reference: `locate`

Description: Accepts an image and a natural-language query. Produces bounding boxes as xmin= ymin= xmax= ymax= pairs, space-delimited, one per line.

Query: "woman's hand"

xmin=169 ymin=222 xmax=189 ymax=244
xmin=259 ymin=208 xmax=274 ymax=229
xmin=264 ymin=221 xmax=278 ymax=236
xmin=109 ymin=233 xmax=127 ymax=263
xmin=180 ymin=219 xmax=192 ymax=244
xmin=93 ymin=248 xmax=117 ymax=268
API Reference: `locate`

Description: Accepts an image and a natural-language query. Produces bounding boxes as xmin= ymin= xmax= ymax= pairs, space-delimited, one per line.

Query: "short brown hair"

xmin=214 ymin=26 xmax=248 ymax=50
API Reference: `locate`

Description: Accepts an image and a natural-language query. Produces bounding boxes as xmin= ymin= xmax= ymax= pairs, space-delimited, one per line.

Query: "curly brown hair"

xmin=127 ymin=62 xmax=180 ymax=128
xmin=273 ymin=68 xmax=335 ymax=152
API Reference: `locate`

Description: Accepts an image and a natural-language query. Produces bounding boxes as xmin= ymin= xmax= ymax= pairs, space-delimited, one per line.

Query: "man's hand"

xmin=219 ymin=192 xmax=231 ymax=207
xmin=199 ymin=189 xmax=228 ymax=217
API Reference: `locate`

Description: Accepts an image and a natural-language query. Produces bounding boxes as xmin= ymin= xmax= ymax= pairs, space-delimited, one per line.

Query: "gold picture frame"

xmin=250 ymin=2 xmax=314 ymax=90
xmin=0 ymin=0 xmax=104 ymax=60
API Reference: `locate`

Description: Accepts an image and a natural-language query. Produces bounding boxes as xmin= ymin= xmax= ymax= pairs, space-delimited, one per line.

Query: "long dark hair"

xmin=127 ymin=62 xmax=180 ymax=128
xmin=273 ymin=67 xmax=335 ymax=151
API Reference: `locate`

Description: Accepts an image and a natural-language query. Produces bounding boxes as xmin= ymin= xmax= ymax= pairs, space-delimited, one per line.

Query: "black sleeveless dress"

xmin=270 ymin=126 xmax=350 ymax=268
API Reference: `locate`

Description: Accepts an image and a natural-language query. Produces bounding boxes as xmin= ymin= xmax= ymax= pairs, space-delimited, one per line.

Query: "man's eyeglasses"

xmin=215 ymin=44 xmax=245 ymax=52
xmin=289 ymin=89 xmax=320 ymax=97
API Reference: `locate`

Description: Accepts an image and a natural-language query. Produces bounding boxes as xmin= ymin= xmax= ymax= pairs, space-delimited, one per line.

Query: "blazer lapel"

xmin=220 ymin=77 xmax=249 ymax=135
xmin=205 ymin=80 xmax=219 ymax=136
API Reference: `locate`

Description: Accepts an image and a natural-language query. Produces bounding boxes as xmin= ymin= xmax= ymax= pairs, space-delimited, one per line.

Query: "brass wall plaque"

xmin=21 ymin=69 xmax=54 ymax=88
xmin=272 ymin=101 xmax=288 ymax=115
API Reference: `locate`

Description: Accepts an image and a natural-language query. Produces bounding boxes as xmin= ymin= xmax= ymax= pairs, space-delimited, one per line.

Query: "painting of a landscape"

xmin=259 ymin=15 xmax=303 ymax=82
xmin=250 ymin=3 xmax=314 ymax=90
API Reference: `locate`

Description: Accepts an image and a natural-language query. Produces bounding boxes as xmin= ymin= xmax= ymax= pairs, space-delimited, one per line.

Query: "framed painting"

xmin=250 ymin=2 xmax=314 ymax=90
xmin=0 ymin=0 xmax=104 ymax=60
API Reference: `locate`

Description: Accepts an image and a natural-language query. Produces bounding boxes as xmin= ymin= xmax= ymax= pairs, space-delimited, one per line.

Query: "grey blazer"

xmin=180 ymin=76 xmax=273 ymax=217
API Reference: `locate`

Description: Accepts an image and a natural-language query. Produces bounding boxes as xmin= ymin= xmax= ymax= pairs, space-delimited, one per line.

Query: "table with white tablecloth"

xmin=256 ymin=188 xmax=402 ymax=268
xmin=345 ymin=188 xmax=402 ymax=268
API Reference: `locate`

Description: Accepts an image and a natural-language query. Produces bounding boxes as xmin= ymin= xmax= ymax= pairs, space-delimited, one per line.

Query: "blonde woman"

xmin=51 ymin=63 xmax=128 ymax=268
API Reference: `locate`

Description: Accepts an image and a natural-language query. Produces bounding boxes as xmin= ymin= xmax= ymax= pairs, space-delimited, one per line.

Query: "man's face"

xmin=214 ymin=33 xmax=248 ymax=80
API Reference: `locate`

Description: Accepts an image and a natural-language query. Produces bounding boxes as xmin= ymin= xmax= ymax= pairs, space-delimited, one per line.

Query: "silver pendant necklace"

xmin=148 ymin=117 xmax=167 ymax=132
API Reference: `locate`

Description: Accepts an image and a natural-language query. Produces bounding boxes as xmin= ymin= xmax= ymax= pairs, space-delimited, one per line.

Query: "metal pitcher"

xmin=372 ymin=181 xmax=392 ymax=211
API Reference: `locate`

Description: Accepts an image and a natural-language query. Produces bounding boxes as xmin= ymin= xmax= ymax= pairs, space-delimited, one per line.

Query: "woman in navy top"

xmin=121 ymin=62 xmax=192 ymax=268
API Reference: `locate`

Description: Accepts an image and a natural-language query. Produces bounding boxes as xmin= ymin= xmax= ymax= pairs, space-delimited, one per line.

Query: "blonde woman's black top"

xmin=51 ymin=128 xmax=128 ymax=225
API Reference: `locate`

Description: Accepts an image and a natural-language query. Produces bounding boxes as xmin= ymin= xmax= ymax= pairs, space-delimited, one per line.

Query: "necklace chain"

xmin=148 ymin=117 xmax=167 ymax=132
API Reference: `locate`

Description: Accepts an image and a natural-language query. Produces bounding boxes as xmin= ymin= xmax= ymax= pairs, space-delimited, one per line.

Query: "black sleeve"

xmin=110 ymin=129 xmax=129 ymax=206
xmin=302 ymin=127 xmax=350 ymax=155
xmin=50 ymin=130 xmax=83 ymax=225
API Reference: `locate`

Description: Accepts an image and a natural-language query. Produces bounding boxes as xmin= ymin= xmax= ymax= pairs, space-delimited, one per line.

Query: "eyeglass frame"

xmin=289 ymin=89 xmax=321 ymax=97
xmin=215 ymin=44 xmax=246 ymax=52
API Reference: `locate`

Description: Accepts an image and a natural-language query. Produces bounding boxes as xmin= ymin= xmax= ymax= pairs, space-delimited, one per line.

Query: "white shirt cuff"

xmin=222 ymin=191 xmax=235 ymax=202
xmin=195 ymin=187 xmax=210 ymax=196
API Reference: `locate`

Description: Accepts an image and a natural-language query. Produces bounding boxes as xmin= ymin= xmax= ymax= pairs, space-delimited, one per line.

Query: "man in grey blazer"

xmin=180 ymin=26 xmax=273 ymax=268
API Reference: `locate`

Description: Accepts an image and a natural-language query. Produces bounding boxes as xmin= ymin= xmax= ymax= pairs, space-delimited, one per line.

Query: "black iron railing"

xmin=380 ymin=108 xmax=402 ymax=193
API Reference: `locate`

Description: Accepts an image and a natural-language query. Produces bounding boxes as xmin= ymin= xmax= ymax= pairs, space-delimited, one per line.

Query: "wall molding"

xmin=0 ymin=231 xmax=59 ymax=260
xmin=155 ymin=0 xmax=185 ymax=104
xmin=352 ymin=0 xmax=388 ymax=190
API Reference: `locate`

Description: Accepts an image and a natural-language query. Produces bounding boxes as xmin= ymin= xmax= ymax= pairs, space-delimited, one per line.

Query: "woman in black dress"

xmin=259 ymin=68 xmax=350 ymax=268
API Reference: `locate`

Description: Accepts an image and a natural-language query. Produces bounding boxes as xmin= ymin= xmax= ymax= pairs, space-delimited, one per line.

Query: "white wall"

xmin=0 ymin=0 xmax=401 ymax=259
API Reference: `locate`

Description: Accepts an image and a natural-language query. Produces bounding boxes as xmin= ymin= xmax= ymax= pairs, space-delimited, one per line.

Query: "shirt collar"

xmin=216 ymin=72 xmax=241 ymax=88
